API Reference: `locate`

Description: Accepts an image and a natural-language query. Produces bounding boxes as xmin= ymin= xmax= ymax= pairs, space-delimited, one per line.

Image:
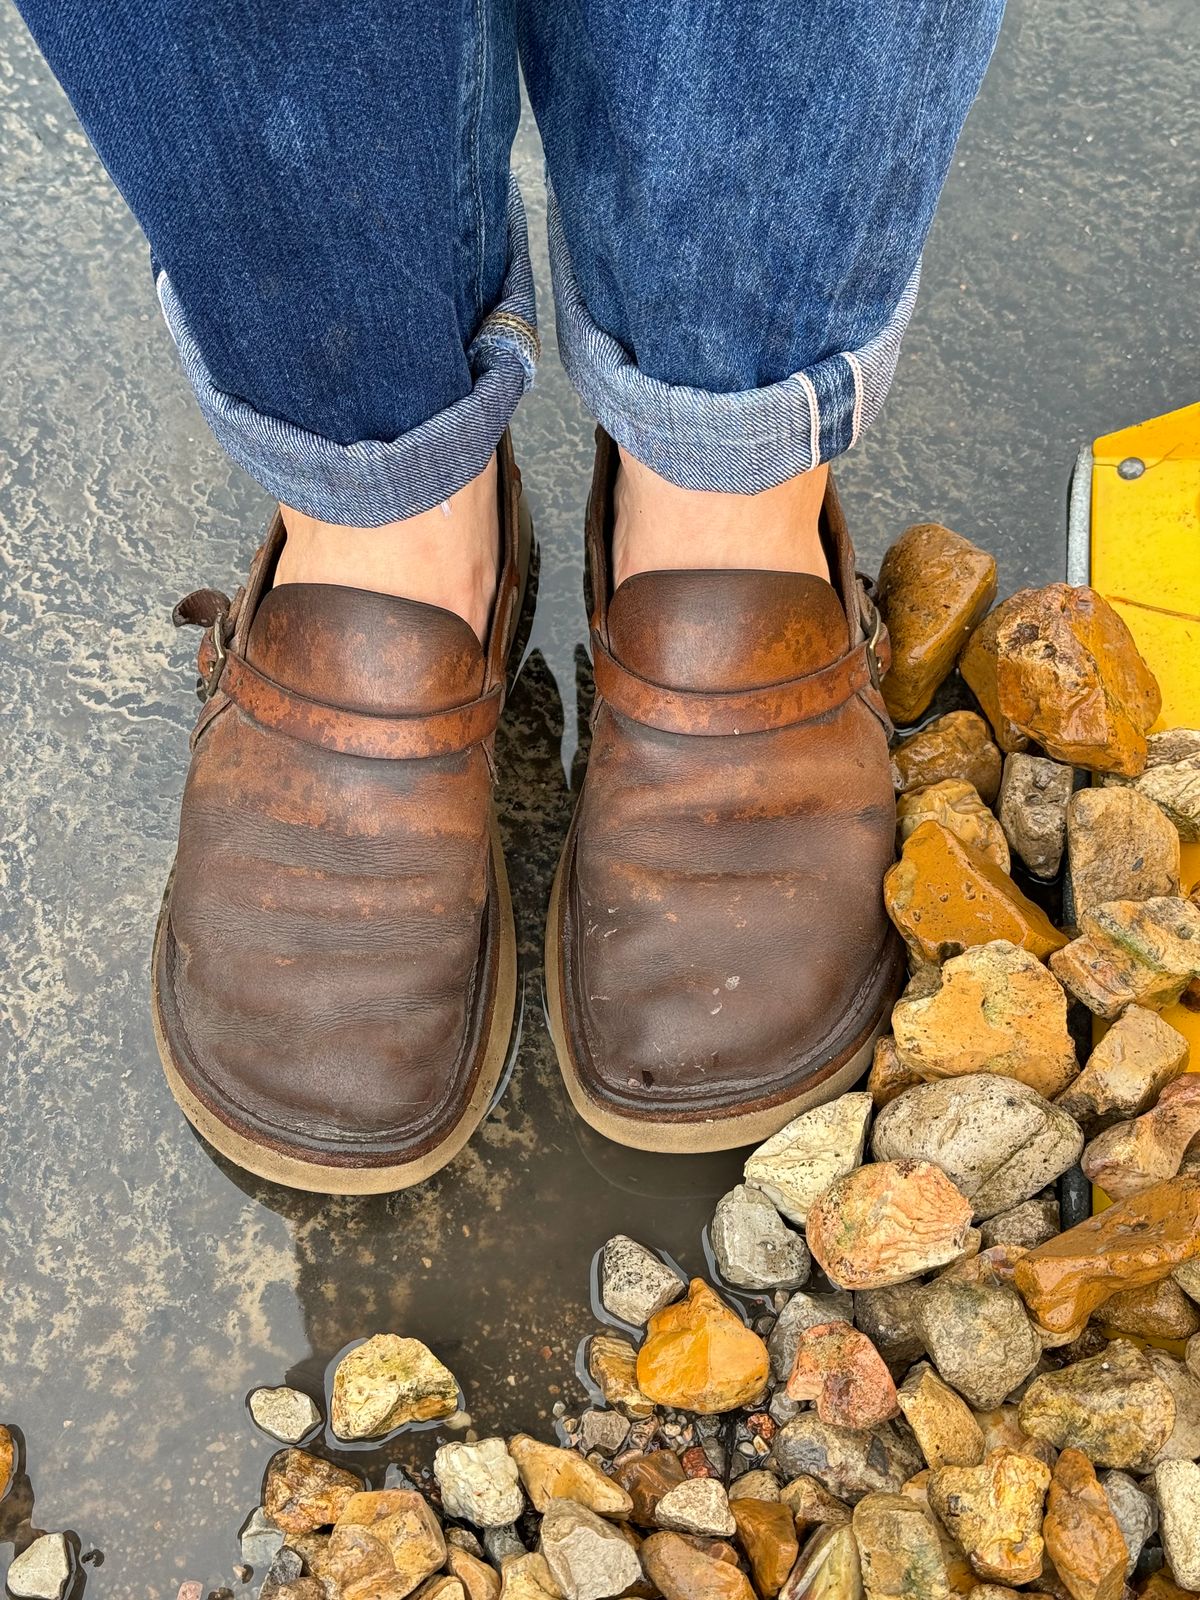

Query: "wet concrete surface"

xmin=2 ymin=0 xmax=1198 ymax=1592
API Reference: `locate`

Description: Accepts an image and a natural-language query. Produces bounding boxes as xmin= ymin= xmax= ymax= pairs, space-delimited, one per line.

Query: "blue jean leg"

xmin=15 ymin=0 xmax=538 ymax=524
xmin=520 ymin=0 xmax=1005 ymax=492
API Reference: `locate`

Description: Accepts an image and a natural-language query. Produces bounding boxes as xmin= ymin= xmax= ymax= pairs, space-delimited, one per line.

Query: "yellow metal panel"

xmin=1088 ymin=403 xmax=1200 ymax=1239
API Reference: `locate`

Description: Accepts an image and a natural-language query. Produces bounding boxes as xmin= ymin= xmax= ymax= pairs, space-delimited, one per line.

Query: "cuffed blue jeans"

xmin=17 ymin=0 xmax=1004 ymax=526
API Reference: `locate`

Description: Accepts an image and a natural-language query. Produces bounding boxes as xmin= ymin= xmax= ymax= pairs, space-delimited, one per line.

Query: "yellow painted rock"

xmin=875 ymin=522 xmax=997 ymax=726
xmin=636 ymin=1279 xmax=770 ymax=1414
xmin=959 ymin=584 xmax=1161 ymax=775
xmin=884 ymin=823 xmax=1067 ymax=965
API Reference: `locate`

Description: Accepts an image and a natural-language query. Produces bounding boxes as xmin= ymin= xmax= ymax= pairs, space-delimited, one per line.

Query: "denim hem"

xmin=547 ymin=187 xmax=920 ymax=493
xmin=156 ymin=176 xmax=539 ymax=525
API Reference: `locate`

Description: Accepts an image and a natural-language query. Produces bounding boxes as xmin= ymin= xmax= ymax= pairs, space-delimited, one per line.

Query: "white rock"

xmin=435 ymin=1437 xmax=525 ymax=1527
xmin=871 ymin=1074 xmax=1083 ymax=1219
xmin=598 ymin=1236 xmax=684 ymax=1327
xmin=248 ymin=1384 xmax=321 ymax=1443
xmin=744 ymin=1094 xmax=872 ymax=1224
xmin=710 ymin=1184 xmax=811 ymax=1291
xmin=1100 ymin=1470 xmax=1156 ymax=1577
xmin=7 ymin=1534 xmax=71 ymax=1600
xmin=540 ymin=1497 xmax=643 ymax=1600
xmin=654 ymin=1477 xmax=736 ymax=1537
xmin=1154 ymin=1460 xmax=1200 ymax=1590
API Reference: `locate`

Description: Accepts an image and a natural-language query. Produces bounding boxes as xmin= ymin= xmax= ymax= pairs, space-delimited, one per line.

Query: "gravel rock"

xmin=1050 ymin=896 xmax=1200 ymax=1019
xmin=598 ymin=1236 xmax=684 ymax=1327
xmin=578 ymin=1410 xmax=630 ymax=1458
xmin=435 ymin=1438 xmax=525 ymax=1527
xmin=890 ymin=712 xmax=1003 ymax=804
xmin=727 ymin=1468 xmax=781 ymax=1502
xmin=979 ymin=1196 xmax=1060 ymax=1251
xmin=1042 ymin=1448 xmax=1126 ymax=1600
xmin=1017 ymin=1339 xmax=1176 ymax=1470
xmin=241 ymin=1505 xmax=286 ymax=1569
xmin=872 ymin=1074 xmax=1083 ymax=1219
xmin=585 ymin=1331 xmax=653 ymax=1418
xmin=539 ymin=1498 xmax=643 ymax=1600
xmin=1056 ymin=1004 xmax=1190 ymax=1130
xmin=509 ymin=1435 xmax=632 ymax=1518
xmin=1154 ymin=1460 xmax=1200 ymax=1591
xmin=785 ymin=1322 xmax=899 ymax=1430
xmin=927 ymin=1449 xmax=1052 ymax=1586
xmin=654 ymin=1477 xmax=736 ymax=1536
xmin=743 ymin=1094 xmax=872 ymax=1225
xmin=1099 ymin=1470 xmax=1157 ymax=1577
xmin=1082 ymin=1075 xmax=1200 ymax=1200
xmin=807 ymin=1160 xmax=974 ymax=1289
xmin=1145 ymin=1349 xmax=1200 ymax=1463
xmin=1066 ymin=787 xmax=1181 ymax=923
xmin=249 ymin=1385 xmax=322 ymax=1444
xmin=890 ymin=942 xmax=1077 ymax=1099
xmin=330 ymin=1334 xmax=459 ymax=1439
xmin=771 ymin=1416 xmax=922 ymax=1503
xmin=1102 ymin=727 xmax=1200 ymax=842
xmin=896 ymin=778 xmax=1010 ymax=870
xmin=484 ymin=1524 xmax=527 ymax=1566
xmin=897 ymin=1362 xmax=985 ymax=1469
xmin=6 ymin=1534 xmax=71 ymax=1600
xmin=913 ymin=1280 xmax=1041 ymax=1410
xmin=851 ymin=1491 xmax=951 ymax=1600
xmin=710 ymin=1184 xmax=811 ymax=1291
xmin=768 ymin=1289 xmax=855 ymax=1382
xmin=997 ymin=752 xmax=1074 ymax=878
xmin=853 ymin=1282 xmax=926 ymax=1373
xmin=263 ymin=1449 xmax=363 ymax=1534
xmin=641 ymin=1530 xmax=756 ymax=1600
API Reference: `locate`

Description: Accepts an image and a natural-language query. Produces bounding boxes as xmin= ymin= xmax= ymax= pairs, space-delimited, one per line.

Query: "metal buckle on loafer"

xmin=859 ymin=590 xmax=886 ymax=692
xmin=200 ymin=610 xmax=231 ymax=701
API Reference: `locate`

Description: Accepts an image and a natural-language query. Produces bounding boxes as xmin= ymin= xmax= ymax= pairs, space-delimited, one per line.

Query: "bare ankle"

xmin=612 ymin=448 xmax=829 ymax=590
xmin=276 ymin=455 xmax=500 ymax=644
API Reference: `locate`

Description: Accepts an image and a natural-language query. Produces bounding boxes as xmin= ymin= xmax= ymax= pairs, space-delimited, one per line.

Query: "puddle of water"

xmin=3 ymin=0 xmax=1199 ymax=1592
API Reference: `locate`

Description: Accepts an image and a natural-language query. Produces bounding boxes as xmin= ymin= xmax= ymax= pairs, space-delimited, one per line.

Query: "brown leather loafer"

xmin=152 ymin=436 xmax=530 ymax=1193
xmin=547 ymin=431 xmax=905 ymax=1152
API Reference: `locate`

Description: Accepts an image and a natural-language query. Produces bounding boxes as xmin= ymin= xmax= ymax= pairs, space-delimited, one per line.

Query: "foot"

xmin=153 ymin=441 xmax=525 ymax=1193
xmin=277 ymin=454 xmax=500 ymax=644
xmin=547 ymin=433 xmax=902 ymax=1152
xmin=612 ymin=446 xmax=830 ymax=587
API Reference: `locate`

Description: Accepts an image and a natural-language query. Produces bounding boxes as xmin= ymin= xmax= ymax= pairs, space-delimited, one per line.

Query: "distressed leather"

xmin=557 ymin=430 xmax=904 ymax=1128
xmin=156 ymin=437 xmax=523 ymax=1169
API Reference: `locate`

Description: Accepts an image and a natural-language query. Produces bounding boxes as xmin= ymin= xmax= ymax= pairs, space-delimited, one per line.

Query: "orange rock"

xmin=890 ymin=940 xmax=1077 ymax=1099
xmin=897 ymin=780 xmax=1010 ymax=871
xmin=326 ymin=1489 xmax=446 ymax=1599
xmin=1096 ymin=1275 xmax=1200 ymax=1341
xmin=1050 ymin=897 xmax=1200 ymax=1020
xmin=867 ymin=1036 xmax=923 ymax=1107
xmin=446 ymin=1548 xmax=502 ymax=1600
xmin=806 ymin=1160 xmax=974 ymax=1290
xmin=0 ymin=1425 xmax=12 ymax=1501
xmin=884 ymin=823 xmax=1067 ymax=965
xmin=785 ymin=1321 xmax=899 ymax=1429
xmin=959 ymin=584 xmax=1161 ymax=775
xmin=262 ymin=1449 xmax=364 ymax=1534
xmin=1082 ymin=1075 xmax=1200 ymax=1199
xmin=891 ymin=712 xmax=1004 ymax=806
xmin=1013 ymin=1176 xmax=1200 ymax=1333
xmin=876 ymin=522 xmax=998 ymax=726
xmin=636 ymin=1279 xmax=770 ymax=1415
xmin=1137 ymin=1576 xmax=1197 ymax=1600
xmin=509 ymin=1434 xmax=633 ymax=1517
xmin=927 ymin=1449 xmax=1052 ymax=1586
xmin=588 ymin=1332 xmax=655 ymax=1418
xmin=731 ymin=1498 xmax=799 ymax=1598
xmin=641 ymin=1530 xmax=756 ymax=1600
xmin=1042 ymin=1450 xmax=1125 ymax=1600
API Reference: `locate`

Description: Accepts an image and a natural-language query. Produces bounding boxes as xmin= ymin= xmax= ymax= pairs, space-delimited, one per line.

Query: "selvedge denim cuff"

xmin=548 ymin=188 xmax=921 ymax=494
xmin=156 ymin=177 xmax=539 ymax=526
